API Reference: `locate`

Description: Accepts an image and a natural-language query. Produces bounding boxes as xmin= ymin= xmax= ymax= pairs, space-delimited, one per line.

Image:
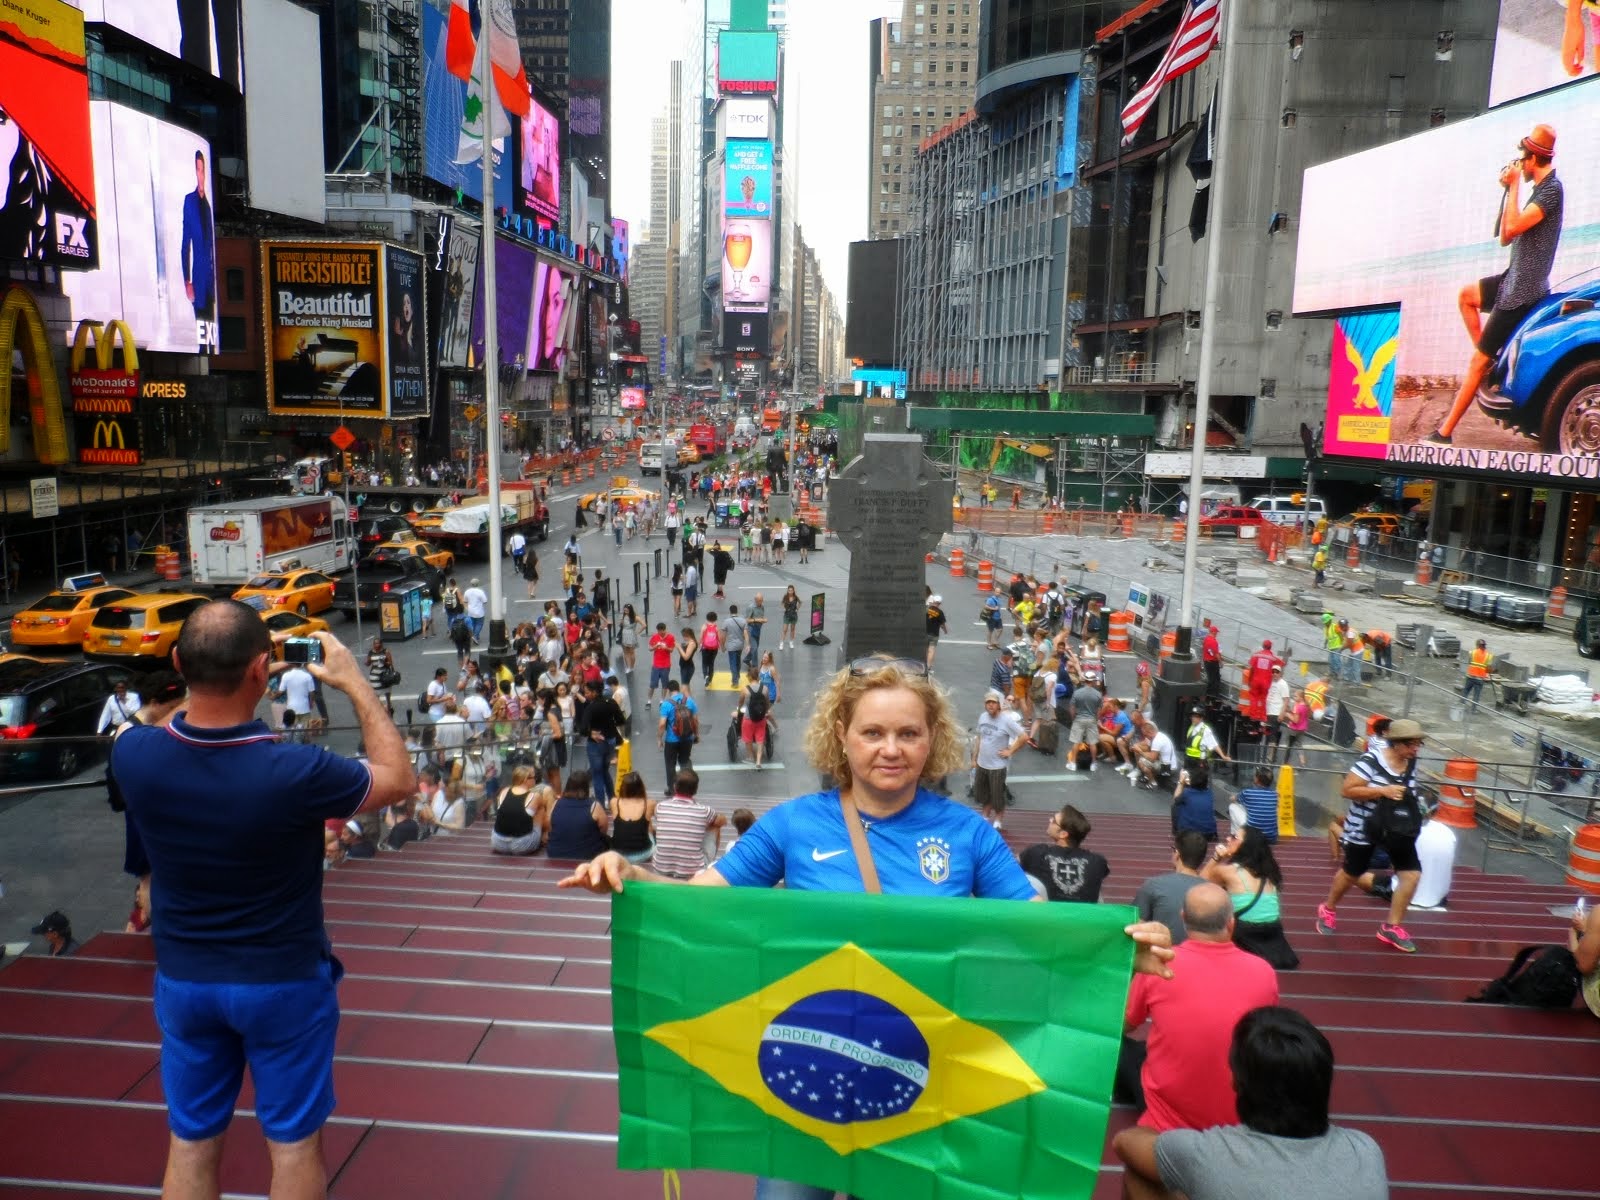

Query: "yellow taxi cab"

xmin=677 ymin=442 xmax=702 ymax=464
xmin=9 ymin=574 xmax=136 ymax=648
xmin=231 ymin=567 xmax=338 ymax=617
xmin=261 ymin=610 xmax=331 ymax=660
xmin=578 ymin=485 xmax=659 ymax=514
xmin=82 ymin=591 xmax=210 ymax=663
xmin=376 ymin=536 xmax=454 ymax=571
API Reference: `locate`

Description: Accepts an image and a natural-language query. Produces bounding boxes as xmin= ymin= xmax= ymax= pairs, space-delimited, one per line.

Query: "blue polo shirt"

xmin=115 ymin=715 xmax=373 ymax=984
xmin=716 ymin=788 xmax=1036 ymax=899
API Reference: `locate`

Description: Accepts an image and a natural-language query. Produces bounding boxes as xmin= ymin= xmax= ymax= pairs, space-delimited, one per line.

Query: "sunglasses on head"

xmin=848 ymin=656 xmax=931 ymax=678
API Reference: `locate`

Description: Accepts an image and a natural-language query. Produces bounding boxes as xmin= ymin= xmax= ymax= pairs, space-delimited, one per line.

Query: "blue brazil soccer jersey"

xmin=716 ymin=788 xmax=1036 ymax=899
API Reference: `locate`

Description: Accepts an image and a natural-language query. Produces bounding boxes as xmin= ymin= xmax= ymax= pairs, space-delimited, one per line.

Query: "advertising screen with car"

xmin=1490 ymin=0 xmax=1599 ymax=108
xmin=1294 ymin=76 xmax=1600 ymax=484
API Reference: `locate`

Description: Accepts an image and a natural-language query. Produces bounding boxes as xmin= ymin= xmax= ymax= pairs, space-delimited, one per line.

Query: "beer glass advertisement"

xmin=437 ymin=222 xmax=480 ymax=369
xmin=1294 ymin=78 xmax=1600 ymax=484
xmin=720 ymin=216 xmax=772 ymax=313
xmin=0 ymin=0 xmax=96 ymax=268
xmin=385 ymin=245 xmax=428 ymax=419
xmin=1490 ymin=0 xmax=1600 ymax=108
xmin=62 ymin=103 xmax=216 ymax=353
xmin=263 ymin=242 xmax=385 ymax=417
xmin=723 ymin=139 xmax=773 ymax=219
xmin=531 ymin=259 xmax=579 ymax=372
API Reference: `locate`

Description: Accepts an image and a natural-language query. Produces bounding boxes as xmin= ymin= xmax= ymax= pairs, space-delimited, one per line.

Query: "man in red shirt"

xmin=1245 ymin=639 xmax=1282 ymax=721
xmin=1200 ymin=620 xmax=1222 ymax=697
xmin=646 ymin=622 xmax=676 ymax=702
xmin=1122 ymin=882 xmax=1280 ymax=1132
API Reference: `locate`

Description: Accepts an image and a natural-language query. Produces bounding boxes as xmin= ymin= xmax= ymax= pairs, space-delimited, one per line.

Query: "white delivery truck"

xmin=187 ymin=495 xmax=355 ymax=586
xmin=639 ymin=441 xmax=680 ymax=476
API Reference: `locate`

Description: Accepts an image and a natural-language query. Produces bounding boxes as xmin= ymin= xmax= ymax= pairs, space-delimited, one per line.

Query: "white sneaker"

xmin=1065 ymin=762 xmax=1078 ymax=772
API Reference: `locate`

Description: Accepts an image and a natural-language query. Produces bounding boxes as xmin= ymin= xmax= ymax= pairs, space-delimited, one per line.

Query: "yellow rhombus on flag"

xmin=610 ymin=882 xmax=1136 ymax=1200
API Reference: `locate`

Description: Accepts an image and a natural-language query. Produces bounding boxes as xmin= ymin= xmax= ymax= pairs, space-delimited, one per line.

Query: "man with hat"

xmin=31 ymin=910 xmax=79 ymax=957
xmin=1431 ymin=124 xmax=1563 ymax=445
xmin=972 ymin=688 xmax=1027 ymax=831
xmin=1264 ymin=663 xmax=1292 ymax=761
xmin=1318 ymin=718 xmax=1429 ymax=953
xmin=1200 ymin=619 xmax=1222 ymax=697
xmin=1184 ymin=706 xmax=1232 ymax=768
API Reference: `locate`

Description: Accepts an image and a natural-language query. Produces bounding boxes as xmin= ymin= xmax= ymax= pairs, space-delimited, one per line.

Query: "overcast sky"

xmin=608 ymin=0 xmax=902 ymax=302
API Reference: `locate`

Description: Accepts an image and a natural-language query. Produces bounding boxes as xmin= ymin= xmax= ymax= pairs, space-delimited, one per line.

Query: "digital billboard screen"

xmin=262 ymin=241 xmax=386 ymax=417
xmin=63 ymin=103 xmax=215 ymax=353
xmin=419 ymin=2 xmax=515 ymax=212
xmin=720 ymin=216 xmax=772 ymax=313
xmin=0 ymin=0 xmax=96 ymax=268
xmin=520 ymin=93 xmax=562 ymax=223
xmin=1294 ymin=79 xmax=1600 ymax=483
xmin=436 ymin=220 xmax=480 ymax=370
xmin=385 ymin=245 xmax=428 ymax=419
xmin=467 ymin=233 xmax=537 ymax=370
xmin=531 ymin=259 xmax=579 ymax=373
xmin=723 ymin=310 xmax=769 ymax=355
xmin=81 ymin=0 xmax=241 ymax=87
xmin=723 ymin=139 xmax=773 ymax=219
xmin=717 ymin=30 xmax=779 ymax=95
xmin=1489 ymin=1 xmax=1597 ymax=108
xmin=620 ymin=386 xmax=647 ymax=410
xmin=611 ymin=217 xmax=630 ymax=283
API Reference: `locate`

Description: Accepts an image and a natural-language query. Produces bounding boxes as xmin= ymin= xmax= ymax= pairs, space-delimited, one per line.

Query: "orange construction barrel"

xmin=1170 ymin=521 xmax=1184 ymax=543
xmin=976 ymin=561 xmax=994 ymax=593
xmin=165 ymin=550 xmax=182 ymax=581
xmin=950 ymin=547 xmax=966 ymax=577
xmin=562 ymin=468 xmax=573 ymax=485
xmin=1159 ymin=629 xmax=1178 ymax=660
xmin=1550 ymin=586 xmax=1567 ymax=619
xmin=1416 ymin=553 xmax=1432 ymax=586
xmin=1106 ymin=611 xmax=1132 ymax=652
xmin=1567 ymin=825 xmax=1600 ymax=894
xmin=1346 ymin=539 xmax=1360 ymax=568
xmin=1043 ymin=512 xmax=1057 ymax=533
xmin=1437 ymin=758 xmax=1478 ymax=829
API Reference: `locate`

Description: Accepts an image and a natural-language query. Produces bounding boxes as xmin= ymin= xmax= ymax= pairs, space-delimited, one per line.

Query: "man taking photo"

xmin=115 ymin=601 xmax=415 ymax=1199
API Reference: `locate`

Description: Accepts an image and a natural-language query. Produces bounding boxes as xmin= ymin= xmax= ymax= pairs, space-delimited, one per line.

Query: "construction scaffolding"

xmin=897 ymin=115 xmax=986 ymax=392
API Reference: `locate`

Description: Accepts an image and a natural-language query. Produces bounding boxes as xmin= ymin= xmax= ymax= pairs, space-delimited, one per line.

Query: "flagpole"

xmin=478 ymin=9 xmax=510 ymax=670
xmin=1178 ymin=0 xmax=1236 ymax=636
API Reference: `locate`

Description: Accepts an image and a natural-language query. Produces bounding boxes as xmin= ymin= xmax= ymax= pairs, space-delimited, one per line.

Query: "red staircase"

xmin=1 ymin=811 xmax=1596 ymax=1198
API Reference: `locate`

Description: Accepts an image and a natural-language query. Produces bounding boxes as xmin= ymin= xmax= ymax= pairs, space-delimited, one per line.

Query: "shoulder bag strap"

xmin=839 ymin=794 xmax=882 ymax=895
xmin=1233 ymin=875 xmax=1267 ymax=919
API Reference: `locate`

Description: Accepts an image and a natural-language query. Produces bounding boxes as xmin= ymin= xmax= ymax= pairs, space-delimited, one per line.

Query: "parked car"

xmin=0 ymin=658 xmax=136 ymax=778
xmin=1477 ymin=266 xmax=1600 ymax=453
xmin=82 ymin=591 xmax=210 ymax=665
xmin=231 ymin=568 xmax=338 ymax=616
xmin=330 ymin=552 xmax=443 ymax=619
xmin=9 ymin=574 xmax=135 ymax=649
xmin=1248 ymin=495 xmax=1328 ymax=527
xmin=1199 ymin=505 xmax=1267 ymax=535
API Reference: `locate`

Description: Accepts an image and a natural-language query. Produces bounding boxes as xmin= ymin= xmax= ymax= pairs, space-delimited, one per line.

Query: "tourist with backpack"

xmin=738 ymin=666 xmax=772 ymax=768
xmin=657 ymin=680 xmax=699 ymax=789
xmin=698 ymin=612 xmax=722 ymax=686
xmin=1316 ymin=718 xmax=1428 ymax=953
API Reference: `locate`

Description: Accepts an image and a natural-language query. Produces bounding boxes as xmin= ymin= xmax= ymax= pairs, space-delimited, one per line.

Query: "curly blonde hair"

xmin=802 ymin=660 xmax=968 ymax=788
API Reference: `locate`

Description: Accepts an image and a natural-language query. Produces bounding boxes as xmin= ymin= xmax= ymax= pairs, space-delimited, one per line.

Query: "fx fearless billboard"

xmin=0 ymin=0 xmax=96 ymax=268
xmin=263 ymin=241 xmax=419 ymax=419
xmin=724 ymin=140 xmax=773 ymax=219
xmin=721 ymin=216 xmax=771 ymax=313
xmin=1294 ymin=78 xmax=1600 ymax=483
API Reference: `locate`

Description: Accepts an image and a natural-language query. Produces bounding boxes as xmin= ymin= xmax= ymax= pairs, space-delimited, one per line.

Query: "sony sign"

xmin=721 ymin=98 xmax=771 ymax=141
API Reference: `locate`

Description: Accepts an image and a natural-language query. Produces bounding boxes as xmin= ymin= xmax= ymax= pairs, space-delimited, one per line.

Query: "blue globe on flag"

xmin=758 ymin=990 xmax=930 ymax=1125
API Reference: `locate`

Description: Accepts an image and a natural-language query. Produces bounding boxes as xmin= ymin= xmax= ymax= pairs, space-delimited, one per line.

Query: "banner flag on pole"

xmin=447 ymin=0 xmax=531 ymax=119
xmin=1120 ymin=0 xmax=1222 ymax=144
xmin=611 ymin=883 xmax=1136 ymax=1200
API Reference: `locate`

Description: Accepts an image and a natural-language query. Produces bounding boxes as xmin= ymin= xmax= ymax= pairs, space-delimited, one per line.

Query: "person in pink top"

xmin=1120 ymin=882 xmax=1280 ymax=1132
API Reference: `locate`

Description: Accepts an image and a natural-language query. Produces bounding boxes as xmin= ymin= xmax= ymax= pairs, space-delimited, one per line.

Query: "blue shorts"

xmin=650 ymin=664 xmax=671 ymax=690
xmin=154 ymin=958 xmax=342 ymax=1143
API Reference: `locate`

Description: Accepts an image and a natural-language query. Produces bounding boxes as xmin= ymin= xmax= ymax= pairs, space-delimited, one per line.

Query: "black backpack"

xmin=745 ymin=684 xmax=769 ymax=722
xmin=1465 ymin=945 xmax=1581 ymax=1009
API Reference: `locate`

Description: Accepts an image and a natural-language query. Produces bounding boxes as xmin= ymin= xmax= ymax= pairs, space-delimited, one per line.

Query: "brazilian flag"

xmin=611 ymin=882 xmax=1135 ymax=1200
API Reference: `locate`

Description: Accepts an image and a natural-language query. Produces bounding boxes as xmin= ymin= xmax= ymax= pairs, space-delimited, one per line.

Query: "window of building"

xmin=914 ymin=21 xmax=923 ymax=35
xmin=881 ymin=181 xmax=889 ymax=194
xmin=913 ymin=59 xmax=922 ymax=72
xmin=225 ymin=268 xmax=246 ymax=303
xmin=882 ymin=123 xmax=892 ymax=136
xmin=894 ymin=124 xmax=904 ymax=136
xmin=880 ymin=200 xmax=889 ymax=212
xmin=882 ymin=143 xmax=892 ymax=158
xmin=911 ymin=124 xmax=921 ymax=137
xmin=914 ymin=2 xmax=923 ymax=12
xmin=893 ymin=182 xmax=901 ymax=193
xmin=220 ymin=316 xmax=247 ymax=355
xmin=883 ymin=104 xmax=892 ymax=116
xmin=891 ymin=201 xmax=902 ymax=213
xmin=891 ymin=60 xmax=901 ymax=73
xmin=895 ymin=105 xmax=905 ymax=116
xmin=960 ymin=60 xmax=968 ymax=72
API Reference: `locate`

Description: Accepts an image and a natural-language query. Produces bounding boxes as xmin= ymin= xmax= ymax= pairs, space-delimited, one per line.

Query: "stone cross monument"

xmin=828 ymin=433 xmax=955 ymax=664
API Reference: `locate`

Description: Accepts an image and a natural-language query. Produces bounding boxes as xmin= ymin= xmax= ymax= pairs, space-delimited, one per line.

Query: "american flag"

xmin=1120 ymin=0 xmax=1223 ymax=144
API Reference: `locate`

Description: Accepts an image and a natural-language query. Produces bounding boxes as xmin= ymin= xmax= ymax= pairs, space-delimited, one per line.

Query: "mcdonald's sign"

xmin=79 ymin=416 xmax=139 ymax=466
xmin=69 ymin=318 xmax=139 ymax=414
xmin=0 ymin=287 xmax=72 ymax=465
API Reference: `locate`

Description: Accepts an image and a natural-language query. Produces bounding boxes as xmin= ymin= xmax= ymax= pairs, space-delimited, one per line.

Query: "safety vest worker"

xmin=1467 ymin=642 xmax=1493 ymax=679
xmin=1184 ymin=708 xmax=1229 ymax=763
xmin=1323 ymin=616 xmax=1344 ymax=651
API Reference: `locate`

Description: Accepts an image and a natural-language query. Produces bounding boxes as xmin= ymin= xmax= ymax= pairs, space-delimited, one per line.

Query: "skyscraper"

xmin=867 ymin=0 xmax=979 ymax=239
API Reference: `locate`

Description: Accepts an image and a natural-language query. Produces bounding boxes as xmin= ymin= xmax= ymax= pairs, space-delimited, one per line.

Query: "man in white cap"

xmin=924 ymin=592 xmax=949 ymax=668
xmin=972 ymin=688 xmax=1027 ymax=831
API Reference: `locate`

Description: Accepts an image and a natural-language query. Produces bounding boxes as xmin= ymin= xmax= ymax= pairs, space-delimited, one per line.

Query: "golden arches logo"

xmin=0 ymin=286 xmax=71 ymax=465
xmin=90 ymin=420 xmax=126 ymax=450
xmin=70 ymin=318 xmax=140 ymax=374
